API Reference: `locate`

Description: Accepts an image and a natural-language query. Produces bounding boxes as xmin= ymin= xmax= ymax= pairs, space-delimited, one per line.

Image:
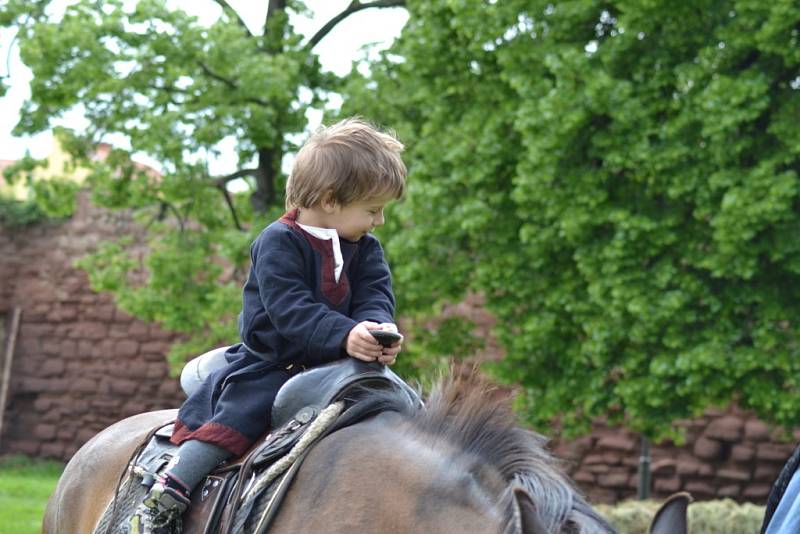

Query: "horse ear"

xmin=513 ymin=486 xmax=549 ymax=534
xmin=648 ymin=491 xmax=692 ymax=534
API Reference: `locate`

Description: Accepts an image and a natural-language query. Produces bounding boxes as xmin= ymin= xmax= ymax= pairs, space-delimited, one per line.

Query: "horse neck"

xmin=271 ymin=413 xmax=511 ymax=534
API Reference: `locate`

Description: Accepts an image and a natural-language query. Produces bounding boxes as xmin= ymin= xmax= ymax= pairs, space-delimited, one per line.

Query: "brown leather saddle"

xmin=102 ymin=359 xmax=419 ymax=534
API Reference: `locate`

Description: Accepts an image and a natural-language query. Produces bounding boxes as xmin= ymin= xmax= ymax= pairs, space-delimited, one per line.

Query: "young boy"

xmin=131 ymin=118 xmax=406 ymax=533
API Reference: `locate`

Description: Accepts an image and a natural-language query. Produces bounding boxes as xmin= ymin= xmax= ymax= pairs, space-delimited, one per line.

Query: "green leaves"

xmin=2 ymin=0 xmax=414 ymax=372
xmin=75 ymin=226 xmax=242 ymax=375
xmin=0 ymin=0 xmax=335 ymax=369
xmin=5 ymin=0 xmax=321 ymax=184
xmin=350 ymin=0 xmax=800 ymax=439
xmin=0 ymin=195 xmax=47 ymax=227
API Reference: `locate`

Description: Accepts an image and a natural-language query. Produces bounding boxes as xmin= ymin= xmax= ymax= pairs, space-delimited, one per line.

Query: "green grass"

xmin=0 ymin=455 xmax=64 ymax=534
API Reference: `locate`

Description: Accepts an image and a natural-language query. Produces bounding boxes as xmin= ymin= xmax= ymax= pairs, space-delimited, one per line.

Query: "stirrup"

xmin=130 ymin=481 xmax=190 ymax=534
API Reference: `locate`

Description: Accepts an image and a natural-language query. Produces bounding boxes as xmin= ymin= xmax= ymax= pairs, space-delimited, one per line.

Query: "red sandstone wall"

xmin=0 ymin=193 xmax=185 ymax=460
xmin=551 ymin=407 xmax=796 ymax=504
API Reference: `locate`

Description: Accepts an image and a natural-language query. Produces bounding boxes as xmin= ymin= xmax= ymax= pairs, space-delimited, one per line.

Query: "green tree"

xmin=0 ymin=0 xmax=404 ymax=368
xmin=342 ymin=0 xmax=800 ymax=438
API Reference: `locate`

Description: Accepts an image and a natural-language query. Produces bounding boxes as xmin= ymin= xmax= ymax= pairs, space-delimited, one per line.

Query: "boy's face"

xmin=326 ymin=196 xmax=391 ymax=241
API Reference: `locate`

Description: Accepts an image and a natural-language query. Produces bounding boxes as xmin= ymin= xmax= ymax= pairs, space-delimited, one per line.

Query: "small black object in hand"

xmin=368 ymin=329 xmax=402 ymax=347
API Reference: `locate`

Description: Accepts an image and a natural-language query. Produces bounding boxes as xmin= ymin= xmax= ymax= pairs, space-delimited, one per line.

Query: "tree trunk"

xmin=252 ymin=147 xmax=279 ymax=211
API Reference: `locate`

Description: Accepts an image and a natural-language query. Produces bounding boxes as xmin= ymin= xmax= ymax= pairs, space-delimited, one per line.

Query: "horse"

xmin=42 ymin=369 xmax=685 ymax=533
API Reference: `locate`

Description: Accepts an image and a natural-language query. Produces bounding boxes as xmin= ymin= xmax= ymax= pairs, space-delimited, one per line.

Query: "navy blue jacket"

xmin=171 ymin=209 xmax=396 ymax=455
xmin=239 ymin=209 xmax=396 ymax=367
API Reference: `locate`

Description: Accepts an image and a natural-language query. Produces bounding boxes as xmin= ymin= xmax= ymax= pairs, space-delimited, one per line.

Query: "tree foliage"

xmin=0 ymin=154 xmax=60 ymax=226
xmin=0 ymin=0 xmax=403 ymax=369
xmin=342 ymin=0 xmax=800 ymax=438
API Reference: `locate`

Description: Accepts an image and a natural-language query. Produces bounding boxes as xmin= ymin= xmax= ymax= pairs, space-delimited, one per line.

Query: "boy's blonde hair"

xmin=285 ymin=118 xmax=406 ymax=209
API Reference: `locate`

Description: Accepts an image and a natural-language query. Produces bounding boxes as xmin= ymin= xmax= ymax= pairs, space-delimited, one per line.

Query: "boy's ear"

xmin=320 ymin=191 xmax=339 ymax=213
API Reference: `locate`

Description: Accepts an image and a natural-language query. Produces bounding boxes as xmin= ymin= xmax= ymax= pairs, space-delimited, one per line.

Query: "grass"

xmin=0 ymin=455 xmax=64 ymax=534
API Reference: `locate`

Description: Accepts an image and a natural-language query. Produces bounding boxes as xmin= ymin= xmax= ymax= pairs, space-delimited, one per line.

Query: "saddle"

xmin=98 ymin=356 xmax=419 ymax=534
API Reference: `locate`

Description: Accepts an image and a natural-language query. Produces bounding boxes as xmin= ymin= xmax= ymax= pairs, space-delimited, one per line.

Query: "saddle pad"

xmin=93 ymin=474 xmax=147 ymax=534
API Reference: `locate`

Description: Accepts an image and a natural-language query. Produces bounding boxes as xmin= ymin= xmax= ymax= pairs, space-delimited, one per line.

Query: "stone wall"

xmin=551 ymin=407 xmax=796 ymax=504
xmin=0 ymin=193 xmax=185 ymax=460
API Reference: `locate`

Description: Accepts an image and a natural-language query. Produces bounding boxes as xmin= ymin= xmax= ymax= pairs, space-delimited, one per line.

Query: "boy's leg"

xmin=130 ymin=366 xmax=290 ymax=533
xmin=162 ymin=439 xmax=233 ymax=496
xmin=130 ymin=440 xmax=231 ymax=534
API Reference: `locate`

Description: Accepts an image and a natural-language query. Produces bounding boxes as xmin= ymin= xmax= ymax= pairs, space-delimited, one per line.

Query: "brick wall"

xmin=550 ymin=407 xmax=796 ymax=504
xmin=0 ymin=193 xmax=185 ymax=460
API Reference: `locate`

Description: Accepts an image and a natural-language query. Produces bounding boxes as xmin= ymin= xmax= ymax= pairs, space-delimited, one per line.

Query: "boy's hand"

xmin=376 ymin=340 xmax=402 ymax=365
xmin=345 ymin=321 xmax=384 ymax=362
xmin=377 ymin=322 xmax=399 ymax=334
xmin=375 ymin=322 xmax=402 ymax=365
xmin=345 ymin=321 xmax=403 ymax=365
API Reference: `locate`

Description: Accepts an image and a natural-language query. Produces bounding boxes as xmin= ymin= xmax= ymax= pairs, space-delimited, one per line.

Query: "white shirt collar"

xmin=296 ymin=222 xmax=344 ymax=283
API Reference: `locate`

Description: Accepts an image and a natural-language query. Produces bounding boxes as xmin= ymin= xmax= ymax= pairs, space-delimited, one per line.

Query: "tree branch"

xmin=198 ymin=61 xmax=237 ymax=89
xmin=145 ymin=82 xmax=199 ymax=109
xmin=307 ymin=0 xmax=406 ymax=49
xmin=151 ymin=200 xmax=186 ymax=232
xmin=217 ymin=184 xmax=243 ymax=230
xmin=265 ymin=0 xmax=287 ymax=40
xmin=197 ymin=61 xmax=271 ymax=107
xmin=213 ymin=167 xmax=259 ymax=187
xmin=210 ymin=0 xmax=253 ymax=37
xmin=211 ymin=169 xmax=254 ymax=229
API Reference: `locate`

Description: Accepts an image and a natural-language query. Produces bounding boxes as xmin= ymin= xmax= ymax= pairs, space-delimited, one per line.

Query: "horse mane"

xmin=337 ymin=368 xmax=616 ymax=534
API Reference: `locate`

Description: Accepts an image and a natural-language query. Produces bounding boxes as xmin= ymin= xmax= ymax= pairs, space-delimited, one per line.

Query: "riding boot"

xmin=129 ymin=479 xmax=190 ymax=534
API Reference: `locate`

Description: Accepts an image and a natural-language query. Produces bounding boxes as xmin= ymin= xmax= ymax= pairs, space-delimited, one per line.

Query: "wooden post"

xmin=637 ymin=436 xmax=652 ymax=500
xmin=0 ymin=307 xmax=21 ymax=445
